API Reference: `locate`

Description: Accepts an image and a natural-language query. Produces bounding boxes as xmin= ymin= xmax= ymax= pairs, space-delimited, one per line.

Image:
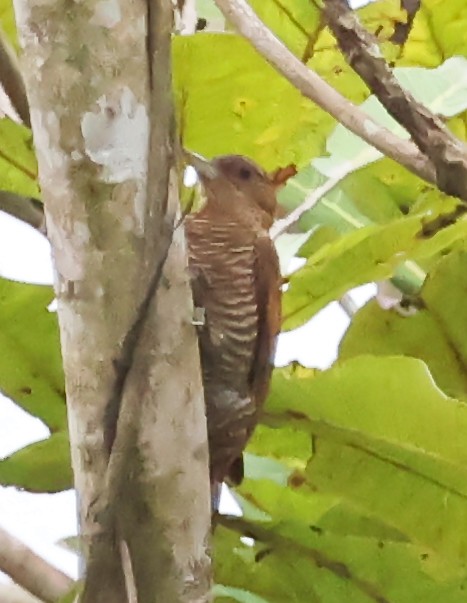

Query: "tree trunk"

xmin=12 ymin=0 xmax=212 ymax=601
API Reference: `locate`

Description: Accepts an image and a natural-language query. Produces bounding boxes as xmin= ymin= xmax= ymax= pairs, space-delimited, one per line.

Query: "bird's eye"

xmin=239 ymin=167 xmax=252 ymax=180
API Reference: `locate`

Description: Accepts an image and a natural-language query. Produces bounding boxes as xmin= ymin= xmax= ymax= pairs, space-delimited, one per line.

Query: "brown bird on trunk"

xmin=185 ymin=154 xmax=294 ymax=509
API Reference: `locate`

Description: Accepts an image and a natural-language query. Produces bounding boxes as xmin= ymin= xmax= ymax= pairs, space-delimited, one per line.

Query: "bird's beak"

xmin=185 ymin=151 xmax=219 ymax=180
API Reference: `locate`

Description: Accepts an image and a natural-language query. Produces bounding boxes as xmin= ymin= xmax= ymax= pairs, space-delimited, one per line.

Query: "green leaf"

xmin=422 ymin=250 xmax=467 ymax=368
xmin=213 ymin=584 xmax=270 ymax=603
xmin=57 ymin=535 xmax=83 ymax=555
xmin=342 ymin=158 xmax=426 ymax=220
xmin=282 ymin=217 xmax=417 ymax=330
xmin=0 ymin=1 xmax=19 ymax=50
xmin=274 ymin=232 xmax=312 ymax=276
xmin=339 ymin=299 xmax=467 ymax=399
xmin=173 ymin=34 xmax=331 ymax=169
xmin=308 ymin=438 xmax=467 ymax=571
xmin=395 ymin=57 xmax=467 ymax=117
xmin=0 ymin=277 xmax=66 ymax=431
xmin=0 ymin=431 xmax=72 ymax=492
xmin=248 ymin=0 xmax=321 ymax=59
xmin=233 ymin=424 xmax=333 ymax=525
xmin=0 ymin=118 xmax=39 ymax=197
xmin=278 ymin=164 xmax=372 ymax=235
xmin=318 ymin=503 xmax=407 ymax=543
xmin=216 ymin=353 xmax=467 ymax=599
xmin=243 ymin=453 xmax=290 ymax=486
xmin=214 ymin=525 xmax=321 ymax=603
xmin=403 ymin=0 xmax=467 ymax=66
xmin=270 ymin=357 xmax=467 ymax=487
xmin=248 ymin=423 xmax=313 ymax=465
xmin=219 ymin=516 xmax=467 ymax=602
xmin=283 ymin=214 xmax=467 ymax=330
xmin=267 ymin=356 xmax=467 ymax=566
xmin=237 ymin=475 xmax=337 ymax=526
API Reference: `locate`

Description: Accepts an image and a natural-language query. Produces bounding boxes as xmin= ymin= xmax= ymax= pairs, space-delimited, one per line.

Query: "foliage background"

xmin=1 ymin=0 xmax=467 ymax=600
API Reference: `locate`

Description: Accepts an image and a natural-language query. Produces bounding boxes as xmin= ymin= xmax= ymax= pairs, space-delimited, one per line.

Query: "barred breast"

xmin=185 ymin=215 xmax=260 ymax=482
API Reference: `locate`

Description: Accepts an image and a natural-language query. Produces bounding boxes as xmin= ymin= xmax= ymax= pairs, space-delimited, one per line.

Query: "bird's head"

xmin=188 ymin=153 xmax=296 ymax=228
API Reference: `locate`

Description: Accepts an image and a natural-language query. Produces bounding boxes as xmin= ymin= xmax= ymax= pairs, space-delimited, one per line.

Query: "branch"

xmin=338 ymin=293 xmax=358 ymax=318
xmin=271 ymin=176 xmax=338 ymax=239
xmin=174 ymin=0 xmax=198 ymax=34
xmin=119 ymin=540 xmax=137 ymax=603
xmin=0 ymin=584 xmax=42 ymax=603
xmin=390 ymin=0 xmax=421 ymax=46
xmin=213 ymin=0 xmax=435 ymax=185
xmin=323 ymin=0 xmax=467 ymax=201
xmin=0 ymin=29 xmax=30 ymax=127
xmin=0 ymin=525 xmax=73 ymax=603
xmin=271 ymin=163 xmax=358 ymax=239
xmin=0 ymin=191 xmax=44 ymax=233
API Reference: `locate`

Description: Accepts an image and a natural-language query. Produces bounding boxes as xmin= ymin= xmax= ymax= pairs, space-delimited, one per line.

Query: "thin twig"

xmin=0 ymin=525 xmax=73 ymax=603
xmin=120 ymin=540 xmax=137 ymax=603
xmin=0 ymin=191 xmax=45 ymax=233
xmin=271 ymin=166 xmax=350 ymax=239
xmin=390 ymin=0 xmax=421 ymax=46
xmin=213 ymin=0 xmax=435 ymax=185
xmin=338 ymin=293 xmax=358 ymax=318
xmin=271 ymin=148 xmax=379 ymax=239
xmin=175 ymin=0 xmax=197 ymax=34
xmin=0 ymin=29 xmax=30 ymax=127
xmin=323 ymin=0 xmax=467 ymax=201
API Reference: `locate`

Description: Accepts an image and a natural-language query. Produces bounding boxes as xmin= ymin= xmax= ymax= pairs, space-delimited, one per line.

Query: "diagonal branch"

xmin=0 ymin=191 xmax=45 ymax=233
xmin=0 ymin=525 xmax=73 ymax=603
xmin=0 ymin=584 xmax=42 ymax=603
xmin=323 ymin=0 xmax=467 ymax=201
xmin=270 ymin=159 xmax=366 ymax=239
xmin=213 ymin=0 xmax=435 ymax=186
xmin=0 ymin=29 xmax=30 ymax=127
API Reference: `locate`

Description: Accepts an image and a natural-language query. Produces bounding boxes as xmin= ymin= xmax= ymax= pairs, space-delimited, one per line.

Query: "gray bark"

xmin=12 ymin=0 xmax=211 ymax=601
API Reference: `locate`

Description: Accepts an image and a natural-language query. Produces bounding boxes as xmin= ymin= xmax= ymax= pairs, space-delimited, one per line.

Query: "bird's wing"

xmin=250 ymin=235 xmax=281 ymax=407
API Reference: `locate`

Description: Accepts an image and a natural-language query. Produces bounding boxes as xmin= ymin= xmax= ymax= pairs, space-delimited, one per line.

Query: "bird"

xmin=185 ymin=154 xmax=295 ymax=510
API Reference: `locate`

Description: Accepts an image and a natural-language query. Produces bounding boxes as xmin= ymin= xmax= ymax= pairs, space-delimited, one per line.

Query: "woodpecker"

xmin=185 ymin=154 xmax=293 ymax=509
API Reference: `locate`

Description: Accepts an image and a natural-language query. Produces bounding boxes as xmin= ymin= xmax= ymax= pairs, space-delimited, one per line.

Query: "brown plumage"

xmin=185 ymin=154 xmax=293 ymax=509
